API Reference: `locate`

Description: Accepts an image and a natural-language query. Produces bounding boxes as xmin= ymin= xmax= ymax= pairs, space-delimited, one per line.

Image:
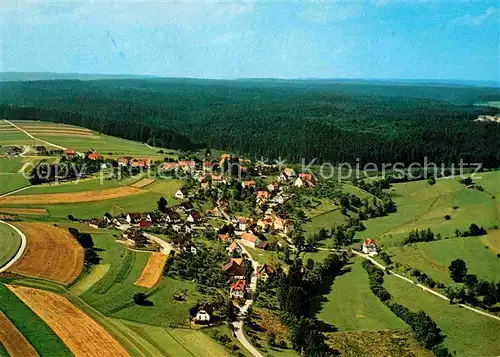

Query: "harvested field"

xmin=135 ymin=252 xmax=168 ymax=288
xmin=7 ymin=222 xmax=84 ymax=284
xmin=130 ymin=178 xmax=156 ymax=188
xmin=0 ymin=311 xmax=40 ymax=357
xmin=29 ymin=130 xmax=94 ymax=136
xmin=7 ymin=285 xmax=130 ymax=357
xmin=18 ymin=125 xmax=91 ymax=132
xmin=0 ymin=208 xmax=49 ymax=216
xmin=0 ymin=186 xmax=144 ymax=205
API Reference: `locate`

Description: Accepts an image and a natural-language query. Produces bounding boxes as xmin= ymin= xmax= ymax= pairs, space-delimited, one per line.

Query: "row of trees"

xmin=361 ymin=260 xmax=452 ymax=357
xmin=68 ymin=228 xmax=100 ymax=267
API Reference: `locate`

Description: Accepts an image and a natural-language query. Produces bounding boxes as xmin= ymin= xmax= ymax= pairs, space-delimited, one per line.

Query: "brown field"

xmin=0 ymin=311 xmax=39 ymax=357
xmin=134 ymin=252 xmax=168 ymax=288
xmin=18 ymin=125 xmax=91 ymax=132
xmin=0 ymin=186 xmax=144 ymax=205
xmin=6 ymin=285 xmax=130 ymax=357
xmin=28 ymin=130 xmax=94 ymax=136
xmin=130 ymin=178 xmax=156 ymax=188
xmin=7 ymin=222 xmax=84 ymax=284
xmin=0 ymin=208 xmax=49 ymax=215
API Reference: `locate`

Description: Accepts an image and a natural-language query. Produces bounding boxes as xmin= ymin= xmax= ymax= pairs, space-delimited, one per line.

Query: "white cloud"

xmin=454 ymin=7 xmax=499 ymax=26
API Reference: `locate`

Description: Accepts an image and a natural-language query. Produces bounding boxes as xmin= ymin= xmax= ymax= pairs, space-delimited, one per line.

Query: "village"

xmin=83 ymin=151 xmax=379 ymax=326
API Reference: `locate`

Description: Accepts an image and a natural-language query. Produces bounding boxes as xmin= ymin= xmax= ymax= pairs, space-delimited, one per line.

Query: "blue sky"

xmin=1 ymin=1 xmax=498 ymax=81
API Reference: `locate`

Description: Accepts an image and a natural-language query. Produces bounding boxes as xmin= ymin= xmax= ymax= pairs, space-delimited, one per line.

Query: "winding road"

xmin=351 ymin=249 xmax=500 ymax=322
xmin=0 ymin=220 xmax=27 ymax=272
xmin=232 ymin=241 xmax=263 ymax=357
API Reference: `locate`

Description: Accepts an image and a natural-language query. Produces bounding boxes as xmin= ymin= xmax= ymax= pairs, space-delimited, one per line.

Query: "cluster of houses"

xmin=118 ymin=156 xmax=153 ymax=168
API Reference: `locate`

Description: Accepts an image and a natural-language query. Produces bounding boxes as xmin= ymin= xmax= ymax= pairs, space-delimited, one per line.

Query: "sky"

xmin=1 ymin=1 xmax=499 ymax=81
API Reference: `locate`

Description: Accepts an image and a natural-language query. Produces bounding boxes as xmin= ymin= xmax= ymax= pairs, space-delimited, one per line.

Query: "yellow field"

xmin=130 ymin=178 xmax=156 ymax=188
xmin=135 ymin=252 xmax=168 ymax=288
xmin=0 ymin=311 xmax=39 ymax=357
xmin=0 ymin=208 xmax=49 ymax=215
xmin=8 ymin=222 xmax=84 ymax=284
xmin=0 ymin=186 xmax=144 ymax=205
xmin=7 ymin=285 xmax=130 ymax=357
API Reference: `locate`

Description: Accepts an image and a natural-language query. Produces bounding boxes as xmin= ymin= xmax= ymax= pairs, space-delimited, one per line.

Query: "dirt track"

xmin=0 ymin=311 xmax=39 ymax=357
xmin=7 ymin=285 xmax=130 ymax=357
xmin=134 ymin=252 xmax=168 ymax=288
xmin=0 ymin=186 xmax=144 ymax=205
xmin=7 ymin=222 xmax=84 ymax=284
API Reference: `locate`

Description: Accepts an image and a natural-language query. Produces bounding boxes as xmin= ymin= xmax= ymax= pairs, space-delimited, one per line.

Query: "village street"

xmin=231 ymin=241 xmax=263 ymax=357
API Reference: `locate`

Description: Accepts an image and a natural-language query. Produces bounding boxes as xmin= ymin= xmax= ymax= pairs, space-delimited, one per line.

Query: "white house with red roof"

xmin=362 ymin=238 xmax=378 ymax=256
xmin=230 ymin=279 xmax=247 ymax=299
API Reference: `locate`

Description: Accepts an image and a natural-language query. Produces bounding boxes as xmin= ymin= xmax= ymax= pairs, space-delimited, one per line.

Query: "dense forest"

xmin=0 ymin=78 xmax=499 ymax=166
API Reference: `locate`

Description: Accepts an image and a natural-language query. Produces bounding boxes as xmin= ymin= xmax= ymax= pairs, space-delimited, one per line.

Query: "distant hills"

xmin=0 ymin=72 xmax=498 ymax=88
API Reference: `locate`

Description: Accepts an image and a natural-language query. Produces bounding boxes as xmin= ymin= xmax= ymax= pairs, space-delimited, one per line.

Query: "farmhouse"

xmin=166 ymin=211 xmax=181 ymax=223
xmin=219 ymin=153 xmax=231 ymax=166
xmin=257 ymin=264 xmax=275 ymax=281
xmin=271 ymin=193 xmax=285 ymax=204
xmin=64 ymin=148 xmax=78 ymax=157
xmin=240 ymin=232 xmax=259 ymax=248
xmin=242 ymin=180 xmax=256 ymax=189
xmin=257 ymin=218 xmax=272 ymax=231
xmin=280 ymin=168 xmax=296 ymax=181
xmin=211 ymin=175 xmax=227 ymax=185
xmin=187 ymin=211 xmax=201 ymax=223
xmin=179 ymin=201 xmax=194 ymax=211
xmin=89 ymin=217 xmax=106 ymax=229
xmin=126 ymin=212 xmax=143 ymax=224
xmin=194 ymin=304 xmax=214 ymax=324
xmin=256 ymin=191 xmax=270 ymax=203
xmin=175 ymin=187 xmax=188 ymax=199
xmin=230 ymin=279 xmax=247 ymax=299
xmin=87 ymin=151 xmax=102 ymax=160
xmin=146 ymin=212 xmax=164 ymax=224
xmin=273 ymin=217 xmax=294 ymax=235
xmin=294 ymin=176 xmax=316 ymax=188
xmin=222 ymin=258 xmax=245 ymax=276
xmin=227 ymin=241 xmax=242 ymax=256
xmin=362 ymin=238 xmax=378 ymax=256
xmin=235 ymin=216 xmax=251 ymax=231
xmin=118 ymin=156 xmax=132 ymax=166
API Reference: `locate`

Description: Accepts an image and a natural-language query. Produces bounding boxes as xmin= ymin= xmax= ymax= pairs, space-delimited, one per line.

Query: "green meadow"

xmin=355 ymin=175 xmax=499 ymax=246
xmin=385 ymin=235 xmax=500 ymax=285
xmin=316 ymin=258 xmax=407 ymax=331
xmin=0 ymin=284 xmax=73 ymax=356
xmin=0 ymin=222 xmax=22 ymax=268
xmin=384 ymin=274 xmax=500 ymax=357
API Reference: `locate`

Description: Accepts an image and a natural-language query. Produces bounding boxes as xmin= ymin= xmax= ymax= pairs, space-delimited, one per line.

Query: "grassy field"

xmin=385 ymin=234 xmax=500 ymax=285
xmin=81 ymin=233 xmax=201 ymax=327
xmin=355 ymin=175 xmax=499 ymax=246
xmin=0 ymin=131 xmax=35 ymax=145
xmin=245 ymin=246 xmax=280 ymax=265
xmin=316 ymin=258 xmax=407 ymax=331
xmin=303 ymin=209 xmax=345 ymax=235
xmin=384 ymin=274 xmax=500 ymax=356
xmin=0 ymin=284 xmax=72 ymax=356
xmin=0 ymin=222 xmax=22 ymax=268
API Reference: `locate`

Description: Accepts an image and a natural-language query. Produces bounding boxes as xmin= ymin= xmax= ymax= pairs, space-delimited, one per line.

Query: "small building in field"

xmin=230 ymin=279 xmax=247 ymax=299
xmin=194 ymin=304 xmax=214 ymax=323
xmin=362 ymin=238 xmax=378 ymax=256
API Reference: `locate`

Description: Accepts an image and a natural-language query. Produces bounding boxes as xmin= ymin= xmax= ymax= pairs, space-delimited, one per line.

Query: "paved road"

xmin=0 ymin=220 xmax=27 ymax=272
xmin=4 ymin=119 xmax=68 ymax=150
xmin=351 ymin=249 xmax=500 ymax=322
xmin=231 ymin=241 xmax=263 ymax=357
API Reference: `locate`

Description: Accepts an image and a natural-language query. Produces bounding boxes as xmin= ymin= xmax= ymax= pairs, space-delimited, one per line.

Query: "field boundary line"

xmin=3 ymin=119 xmax=67 ymax=150
xmin=0 ymin=220 xmax=27 ymax=273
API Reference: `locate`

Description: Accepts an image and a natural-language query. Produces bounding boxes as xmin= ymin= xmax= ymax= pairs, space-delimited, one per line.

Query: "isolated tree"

xmin=157 ymin=196 xmax=168 ymax=213
xmin=133 ymin=292 xmax=147 ymax=305
xmin=449 ymin=259 xmax=467 ymax=282
xmin=427 ymin=176 xmax=436 ymax=185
